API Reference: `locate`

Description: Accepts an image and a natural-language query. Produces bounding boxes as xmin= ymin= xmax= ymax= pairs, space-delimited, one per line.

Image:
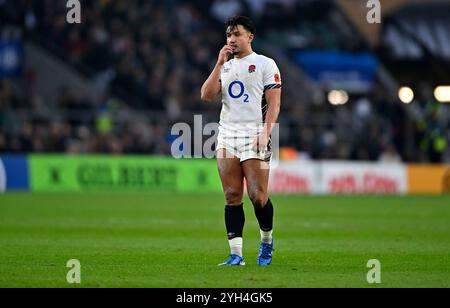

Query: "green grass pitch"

xmin=0 ymin=193 xmax=449 ymax=288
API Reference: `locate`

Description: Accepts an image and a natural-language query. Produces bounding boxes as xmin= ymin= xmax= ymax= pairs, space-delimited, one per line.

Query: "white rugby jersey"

xmin=219 ymin=52 xmax=281 ymax=138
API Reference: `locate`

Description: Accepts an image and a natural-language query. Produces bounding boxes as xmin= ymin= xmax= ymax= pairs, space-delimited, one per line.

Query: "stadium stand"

xmin=0 ymin=0 xmax=449 ymax=162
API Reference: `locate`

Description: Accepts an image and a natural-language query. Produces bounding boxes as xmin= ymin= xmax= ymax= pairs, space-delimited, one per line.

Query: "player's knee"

xmin=249 ymin=191 xmax=267 ymax=209
xmin=224 ymin=188 xmax=242 ymax=205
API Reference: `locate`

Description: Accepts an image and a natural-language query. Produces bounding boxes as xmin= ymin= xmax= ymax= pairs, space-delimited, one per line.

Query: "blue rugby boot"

xmin=218 ymin=254 xmax=245 ymax=266
xmin=257 ymin=241 xmax=274 ymax=266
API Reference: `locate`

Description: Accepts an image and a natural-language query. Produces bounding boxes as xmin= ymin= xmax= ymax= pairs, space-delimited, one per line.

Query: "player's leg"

xmin=217 ymin=149 xmax=246 ymax=266
xmin=241 ymin=159 xmax=274 ymax=266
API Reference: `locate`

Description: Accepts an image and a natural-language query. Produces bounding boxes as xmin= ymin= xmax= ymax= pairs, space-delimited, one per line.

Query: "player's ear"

xmin=249 ymin=33 xmax=254 ymax=43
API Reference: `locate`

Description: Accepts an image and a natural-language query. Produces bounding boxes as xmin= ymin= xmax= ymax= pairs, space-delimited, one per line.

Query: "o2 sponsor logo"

xmin=228 ymin=81 xmax=249 ymax=103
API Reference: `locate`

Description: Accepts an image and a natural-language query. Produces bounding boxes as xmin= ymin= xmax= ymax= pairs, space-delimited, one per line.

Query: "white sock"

xmin=260 ymin=230 xmax=273 ymax=244
xmin=229 ymin=237 xmax=243 ymax=257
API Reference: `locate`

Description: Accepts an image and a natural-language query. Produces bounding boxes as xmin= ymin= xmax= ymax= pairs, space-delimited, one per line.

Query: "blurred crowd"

xmin=0 ymin=0 xmax=449 ymax=162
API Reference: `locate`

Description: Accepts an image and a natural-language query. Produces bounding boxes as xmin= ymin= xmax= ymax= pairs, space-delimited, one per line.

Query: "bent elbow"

xmin=201 ymin=92 xmax=214 ymax=103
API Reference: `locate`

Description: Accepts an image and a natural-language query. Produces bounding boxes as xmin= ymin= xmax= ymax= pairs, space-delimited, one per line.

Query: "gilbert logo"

xmin=366 ymin=0 xmax=381 ymax=24
xmin=66 ymin=0 xmax=81 ymax=24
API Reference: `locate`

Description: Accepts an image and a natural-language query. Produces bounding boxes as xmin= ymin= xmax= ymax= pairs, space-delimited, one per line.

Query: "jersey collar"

xmin=235 ymin=52 xmax=255 ymax=61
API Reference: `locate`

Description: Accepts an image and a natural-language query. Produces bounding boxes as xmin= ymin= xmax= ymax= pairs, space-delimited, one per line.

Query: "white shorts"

xmin=216 ymin=133 xmax=272 ymax=163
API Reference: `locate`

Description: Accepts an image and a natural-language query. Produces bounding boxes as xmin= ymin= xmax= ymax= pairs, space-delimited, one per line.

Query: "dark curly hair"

xmin=225 ymin=16 xmax=256 ymax=35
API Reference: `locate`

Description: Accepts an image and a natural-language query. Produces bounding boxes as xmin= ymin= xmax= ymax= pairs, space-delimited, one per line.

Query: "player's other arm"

xmin=254 ymin=88 xmax=281 ymax=152
xmin=254 ymin=60 xmax=282 ymax=152
xmin=200 ymin=45 xmax=233 ymax=103
xmin=263 ymin=88 xmax=281 ymax=137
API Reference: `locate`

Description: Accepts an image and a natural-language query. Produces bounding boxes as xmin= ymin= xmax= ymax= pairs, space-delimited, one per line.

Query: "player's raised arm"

xmin=200 ymin=45 xmax=233 ymax=103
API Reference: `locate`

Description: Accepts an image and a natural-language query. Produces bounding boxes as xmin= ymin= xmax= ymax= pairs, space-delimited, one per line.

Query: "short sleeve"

xmin=263 ymin=59 xmax=282 ymax=91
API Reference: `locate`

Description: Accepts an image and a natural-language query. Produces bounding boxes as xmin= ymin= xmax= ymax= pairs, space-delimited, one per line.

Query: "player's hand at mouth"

xmin=217 ymin=45 xmax=234 ymax=65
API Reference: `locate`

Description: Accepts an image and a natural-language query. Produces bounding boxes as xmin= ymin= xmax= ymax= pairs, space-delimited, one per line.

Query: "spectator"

xmin=211 ymin=0 xmax=244 ymax=22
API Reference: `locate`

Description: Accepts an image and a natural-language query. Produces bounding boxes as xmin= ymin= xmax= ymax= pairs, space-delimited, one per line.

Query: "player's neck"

xmin=235 ymin=49 xmax=253 ymax=60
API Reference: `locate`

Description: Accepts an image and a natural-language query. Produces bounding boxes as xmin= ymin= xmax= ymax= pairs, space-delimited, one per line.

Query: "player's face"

xmin=226 ymin=25 xmax=254 ymax=55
